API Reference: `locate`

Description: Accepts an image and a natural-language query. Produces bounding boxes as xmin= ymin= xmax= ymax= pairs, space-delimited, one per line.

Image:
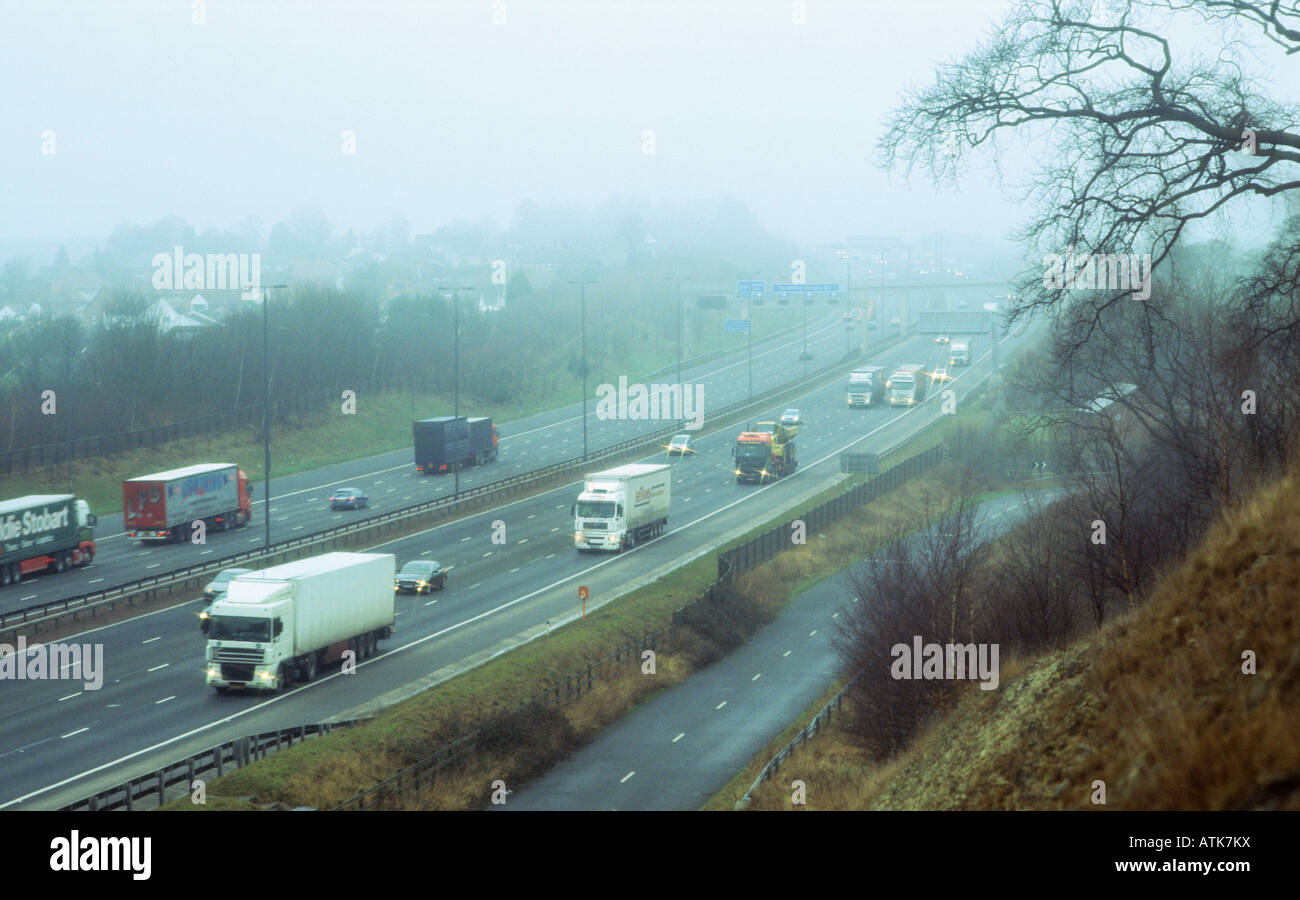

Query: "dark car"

xmin=330 ymin=487 xmax=368 ymax=510
xmin=394 ymin=559 xmax=449 ymax=594
xmin=200 ymin=567 xmax=254 ymax=632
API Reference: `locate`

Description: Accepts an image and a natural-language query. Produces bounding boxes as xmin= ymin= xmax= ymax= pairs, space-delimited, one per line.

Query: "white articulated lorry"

xmin=205 ymin=551 xmax=396 ymax=693
xmin=573 ymin=463 xmax=671 ymax=552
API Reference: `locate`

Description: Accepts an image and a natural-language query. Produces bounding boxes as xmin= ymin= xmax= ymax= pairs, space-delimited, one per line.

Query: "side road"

xmin=501 ymin=490 xmax=1057 ymax=810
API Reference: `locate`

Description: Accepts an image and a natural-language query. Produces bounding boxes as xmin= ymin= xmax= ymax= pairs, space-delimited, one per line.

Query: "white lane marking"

xmin=672 ymin=733 xmax=685 ymax=743
xmin=783 ymin=650 xmax=791 ymax=657
xmin=145 ymin=563 xmax=160 ymax=569
xmin=61 ymin=727 xmax=89 ymax=739
xmin=155 ymin=696 xmax=175 ymax=705
xmin=716 ymin=700 xmax=727 ymax=710
xmin=461 ymin=536 xmax=471 ymax=542
xmin=147 ymin=663 xmax=169 ymax=673
xmin=58 ymin=692 xmax=81 ymax=702
xmin=11 ymin=348 xmax=1004 ymax=807
xmin=809 ymin=630 xmax=817 ymax=636
xmin=752 ymin=673 xmax=761 ymax=681
xmin=142 ymin=637 xmax=160 ymax=644
xmin=620 ymin=771 xmax=636 ymax=783
xmin=88 ymin=578 xmax=103 ymax=584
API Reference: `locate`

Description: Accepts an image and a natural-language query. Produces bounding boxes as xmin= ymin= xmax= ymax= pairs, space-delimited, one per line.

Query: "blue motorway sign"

xmin=724 ymin=319 xmax=751 ymax=333
xmin=736 ymin=280 xmax=765 ymax=298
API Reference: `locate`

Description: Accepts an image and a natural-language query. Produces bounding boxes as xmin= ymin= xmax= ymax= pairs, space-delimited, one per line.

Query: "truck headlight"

xmin=207 ymin=668 xmax=218 ymax=678
xmin=259 ymin=671 xmax=271 ymax=680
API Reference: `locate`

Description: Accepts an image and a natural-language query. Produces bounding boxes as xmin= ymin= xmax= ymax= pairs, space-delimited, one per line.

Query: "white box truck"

xmin=205 ymin=551 xmax=396 ymax=693
xmin=949 ymin=340 xmax=970 ymax=366
xmin=573 ymin=463 xmax=671 ymax=552
xmin=888 ymin=364 xmax=929 ymax=405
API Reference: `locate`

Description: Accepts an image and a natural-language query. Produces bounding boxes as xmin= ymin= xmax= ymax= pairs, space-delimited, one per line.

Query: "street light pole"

xmin=439 ymin=285 xmax=474 ymax=495
xmin=261 ymin=284 xmax=287 ymax=549
xmin=569 ymin=279 xmax=596 ymax=460
xmin=739 ymin=270 xmax=758 ymax=401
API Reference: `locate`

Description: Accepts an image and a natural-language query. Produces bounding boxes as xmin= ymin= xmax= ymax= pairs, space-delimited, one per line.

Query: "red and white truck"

xmin=123 ymin=463 xmax=254 ymax=543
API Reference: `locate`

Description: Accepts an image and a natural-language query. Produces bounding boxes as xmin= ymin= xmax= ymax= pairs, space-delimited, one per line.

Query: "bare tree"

xmin=879 ymin=0 xmax=1300 ymax=354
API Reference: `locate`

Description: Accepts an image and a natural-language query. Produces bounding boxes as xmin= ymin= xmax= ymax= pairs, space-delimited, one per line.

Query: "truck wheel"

xmin=53 ymin=554 xmax=66 ymax=573
xmin=213 ymin=686 xmax=229 ymax=695
xmin=278 ymin=664 xmax=291 ymax=690
xmin=1 ymin=567 xmax=9 ymax=586
xmin=302 ymin=652 xmax=317 ymax=682
xmin=366 ymin=632 xmax=378 ymax=657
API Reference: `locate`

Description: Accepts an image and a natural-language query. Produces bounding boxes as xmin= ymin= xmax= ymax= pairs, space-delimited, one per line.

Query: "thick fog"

xmin=3 ymin=0 xmax=1028 ymax=250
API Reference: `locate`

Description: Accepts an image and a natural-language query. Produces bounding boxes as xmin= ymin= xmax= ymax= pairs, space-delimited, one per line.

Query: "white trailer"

xmin=573 ymin=463 xmax=671 ymax=552
xmin=949 ymin=341 xmax=970 ymax=366
xmin=205 ymin=551 xmax=396 ymax=693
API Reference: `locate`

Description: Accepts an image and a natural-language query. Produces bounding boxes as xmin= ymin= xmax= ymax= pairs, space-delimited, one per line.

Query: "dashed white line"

xmin=672 ymin=733 xmax=685 ymax=743
xmin=752 ymin=673 xmax=761 ymax=681
xmin=58 ymin=692 xmax=81 ymax=702
xmin=142 ymin=637 xmax=160 ymax=644
xmin=715 ymin=700 xmax=727 ymax=710
xmin=147 ymin=663 xmax=169 ymax=673
xmin=88 ymin=578 xmax=103 ymax=584
xmin=155 ymin=696 xmax=175 ymax=705
xmin=809 ymin=630 xmax=817 ymax=636
xmin=620 ymin=771 xmax=636 ymax=783
xmin=61 ymin=727 xmax=89 ymax=739
xmin=783 ymin=650 xmax=791 ymax=657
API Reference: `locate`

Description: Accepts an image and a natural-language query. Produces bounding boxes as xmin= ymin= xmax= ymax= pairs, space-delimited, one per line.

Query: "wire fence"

xmin=58 ymin=719 xmax=365 ymax=811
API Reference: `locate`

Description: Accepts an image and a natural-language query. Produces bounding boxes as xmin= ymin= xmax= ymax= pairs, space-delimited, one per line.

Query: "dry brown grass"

xmin=731 ymin=466 xmax=1300 ymax=811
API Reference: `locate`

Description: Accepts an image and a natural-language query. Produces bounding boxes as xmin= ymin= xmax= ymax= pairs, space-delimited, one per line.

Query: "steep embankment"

xmin=746 ymin=469 xmax=1300 ymax=810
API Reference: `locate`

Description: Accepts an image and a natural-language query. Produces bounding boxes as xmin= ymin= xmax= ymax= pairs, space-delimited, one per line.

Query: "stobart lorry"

xmin=573 ymin=463 xmax=671 ymax=552
xmin=888 ymin=365 xmax=929 ymax=406
xmin=0 ymin=494 xmax=97 ymax=588
xmin=847 ymin=366 xmax=887 ymax=407
xmin=733 ymin=421 xmax=797 ymax=483
xmin=124 ymin=463 xmax=253 ymax=542
xmin=205 ymin=552 xmax=396 ymax=693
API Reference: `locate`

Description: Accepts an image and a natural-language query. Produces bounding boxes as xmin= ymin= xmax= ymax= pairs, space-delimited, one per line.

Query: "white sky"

xmin=1 ymin=0 xmax=1290 ymax=249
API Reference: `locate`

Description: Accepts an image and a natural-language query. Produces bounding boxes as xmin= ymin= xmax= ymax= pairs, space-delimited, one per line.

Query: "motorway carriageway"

xmin=0 ymin=311 xmax=857 ymax=616
xmin=0 ymin=322 xmax=1037 ymax=809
